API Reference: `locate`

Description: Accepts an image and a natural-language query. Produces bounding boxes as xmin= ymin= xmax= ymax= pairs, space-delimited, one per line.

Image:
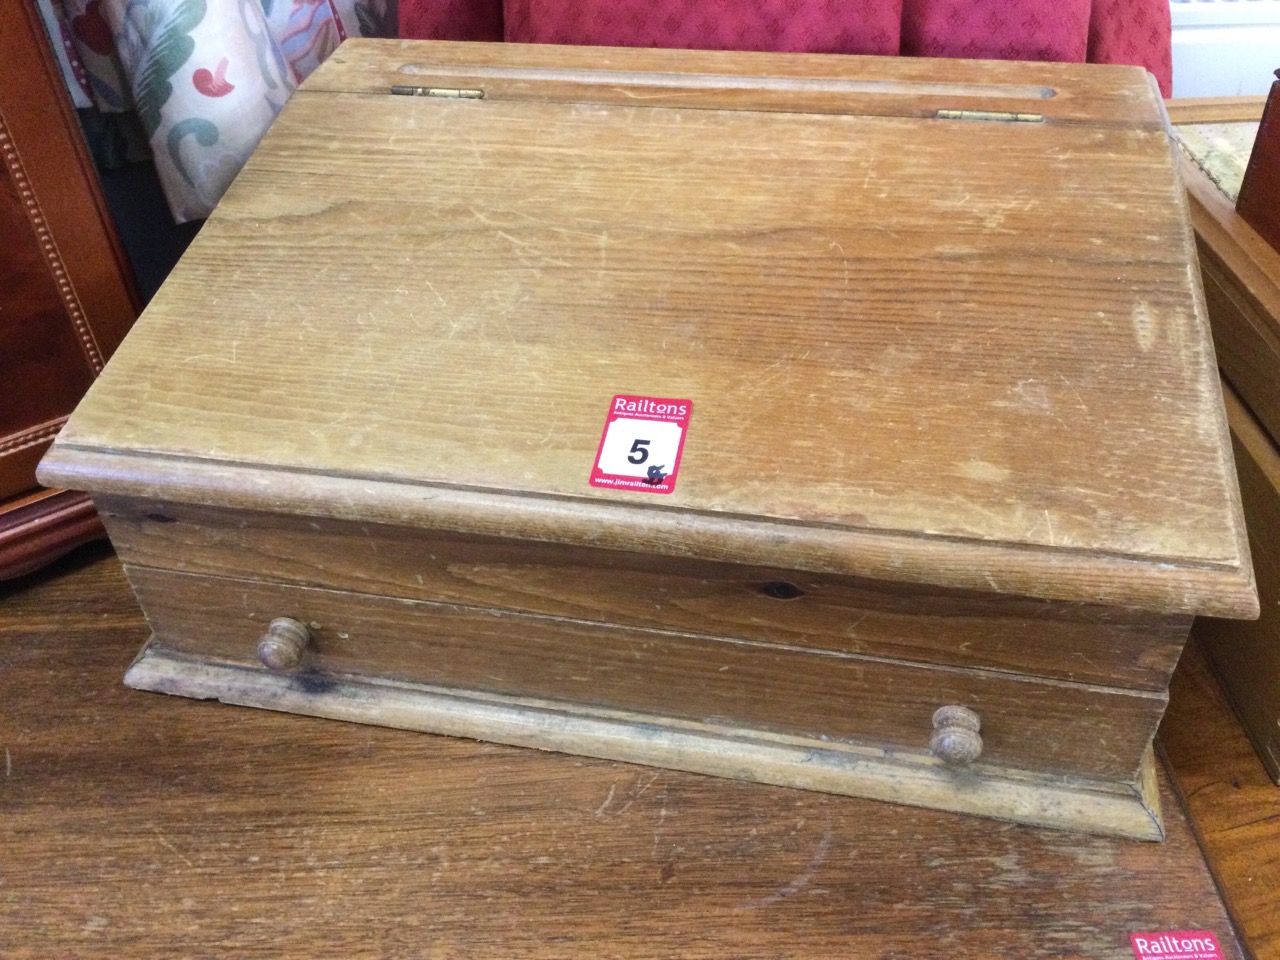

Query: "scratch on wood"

xmin=594 ymin=782 xmax=617 ymax=818
xmin=422 ymin=277 xmax=447 ymax=306
xmin=1223 ymin=810 xmax=1280 ymax=832
xmin=149 ymin=823 xmax=195 ymax=868
xmin=1133 ymin=301 xmax=1157 ymax=351
xmin=652 ymin=795 xmax=670 ymax=856
xmin=616 ymin=772 xmax=661 ymax=815
xmin=738 ymin=823 xmax=833 ymax=909
xmin=5 ymin=747 xmax=10 ymax=777
xmin=595 ymin=772 xmax=661 ymax=818
xmin=179 ymin=340 xmax=239 ymax=365
xmin=1012 ymin=378 xmax=1053 ymax=413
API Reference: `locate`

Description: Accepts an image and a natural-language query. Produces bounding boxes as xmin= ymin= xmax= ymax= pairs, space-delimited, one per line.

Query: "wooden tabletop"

xmin=0 ymin=544 xmax=1246 ymax=959
xmin=1163 ymin=632 xmax=1280 ymax=960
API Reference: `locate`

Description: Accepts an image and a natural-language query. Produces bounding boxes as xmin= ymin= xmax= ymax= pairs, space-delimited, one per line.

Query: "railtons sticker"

xmin=1130 ymin=931 xmax=1224 ymax=960
xmin=589 ymin=394 xmax=691 ymax=495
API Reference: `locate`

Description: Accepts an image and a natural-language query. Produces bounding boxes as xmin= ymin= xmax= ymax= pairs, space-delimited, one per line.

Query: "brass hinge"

xmin=935 ymin=109 xmax=1044 ymax=123
xmin=390 ymin=85 xmax=485 ymax=99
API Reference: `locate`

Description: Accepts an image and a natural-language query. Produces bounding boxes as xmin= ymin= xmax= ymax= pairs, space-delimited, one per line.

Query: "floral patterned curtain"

xmin=37 ymin=0 xmax=393 ymax=222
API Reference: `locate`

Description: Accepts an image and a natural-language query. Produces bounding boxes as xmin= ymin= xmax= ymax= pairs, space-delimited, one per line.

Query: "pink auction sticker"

xmin=1130 ymin=931 xmax=1224 ymax=960
xmin=589 ymin=394 xmax=691 ymax=495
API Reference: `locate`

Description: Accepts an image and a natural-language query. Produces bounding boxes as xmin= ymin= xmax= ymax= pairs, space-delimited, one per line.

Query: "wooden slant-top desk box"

xmin=40 ymin=41 xmax=1258 ymax=840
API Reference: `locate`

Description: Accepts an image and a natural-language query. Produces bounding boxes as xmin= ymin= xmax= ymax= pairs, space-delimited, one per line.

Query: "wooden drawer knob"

xmin=256 ymin=617 xmax=311 ymax=671
xmin=929 ymin=705 xmax=983 ymax=766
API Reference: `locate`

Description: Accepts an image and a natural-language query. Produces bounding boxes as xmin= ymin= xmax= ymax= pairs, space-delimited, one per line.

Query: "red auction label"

xmin=1131 ymin=931 xmax=1224 ymax=960
xmin=589 ymin=394 xmax=691 ymax=495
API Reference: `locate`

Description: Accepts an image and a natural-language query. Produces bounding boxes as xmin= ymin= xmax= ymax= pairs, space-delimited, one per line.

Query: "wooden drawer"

xmin=99 ymin=497 xmax=1189 ymax=692
xmin=126 ymin=564 xmax=1166 ymax=784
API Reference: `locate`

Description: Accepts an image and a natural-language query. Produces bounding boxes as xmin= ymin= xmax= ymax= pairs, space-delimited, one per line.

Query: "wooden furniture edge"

xmin=1223 ymin=381 xmax=1280 ymax=492
xmin=38 ymin=443 xmax=1258 ymax=619
xmin=1208 ymin=382 xmax=1280 ymax=782
xmin=1167 ymin=97 xmax=1269 ymax=125
xmin=310 ymin=39 xmax=1165 ymax=126
xmin=0 ymin=488 xmax=105 ymax=579
xmin=1182 ymin=151 xmax=1280 ymax=322
xmin=1158 ymin=634 xmax=1280 ymax=960
xmin=123 ymin=642 xmax=1166 ymax=841
xmin=1178 ymin=136 xmax=1280 ymax=448
xmin=1162 ymin=117 xmax=1258 ymax=617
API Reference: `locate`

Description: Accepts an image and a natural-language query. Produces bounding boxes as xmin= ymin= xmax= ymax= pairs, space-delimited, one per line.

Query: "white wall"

xmin=1170 ymin=0 xmax=1280 ymax=97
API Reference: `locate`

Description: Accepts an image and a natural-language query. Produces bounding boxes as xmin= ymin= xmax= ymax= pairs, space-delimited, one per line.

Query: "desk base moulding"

xmin=101 ymin=492 xmax=1176 ymax=840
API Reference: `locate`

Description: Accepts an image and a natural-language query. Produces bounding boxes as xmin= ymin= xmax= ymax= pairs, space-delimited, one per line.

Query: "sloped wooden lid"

xmin=41 ymin=41 xmax=1257 ymax=617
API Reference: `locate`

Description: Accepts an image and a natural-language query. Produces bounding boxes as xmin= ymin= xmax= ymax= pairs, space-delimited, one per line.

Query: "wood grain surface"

xmin=1170 ymin=98 xmax=1280 ymax=787
xmin=123 ymin=563 xmax=1167 ymax=783
xmin=1195 ymin=384 xmax=1280 ymax=781
xmin=1161 ymin=633 xmax=1280 ymax=960
xmin=0 ymin=488 xmax=104 ymax=579
xmin=0 ymin=546 xmax=1249 ymax=959
xmin=96 ymin=497 xmax=1190 ymax=690
xmin=39 ymin=41 xmax=1254 ymax=619
xmin=1166 ymin=97 xmax=1270 ymax=125
xmin=121 ymin=645 xmax=1168 ymax=840
xmin=46 ymin=449 xmax=1256 ymax=618
xmin=312 ymin=40 xmax=1167 ymax=126
xmin=1174 ymin=100 xmax=1280 ymax=451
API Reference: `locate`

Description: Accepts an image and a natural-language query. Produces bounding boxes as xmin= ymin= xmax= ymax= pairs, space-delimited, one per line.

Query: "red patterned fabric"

xmin=399 ymin=0 xmax=503 ymax=43
xmin=504 ymin=0 xmax=903 ymax=56
xmin=902 ymin=0 xmax=1171 ymax=96
xmin=901 ymin=0 xmax=1091 ymax=64
xmin=397 ymin=0 xmax=1172 ymax=97
xmin=1088 ymin=0 xmax=1172 ymax=97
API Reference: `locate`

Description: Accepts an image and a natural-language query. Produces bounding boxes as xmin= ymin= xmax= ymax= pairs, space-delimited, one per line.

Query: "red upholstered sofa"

xmin=399 ymin=0 xmax=1172 ymax=97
